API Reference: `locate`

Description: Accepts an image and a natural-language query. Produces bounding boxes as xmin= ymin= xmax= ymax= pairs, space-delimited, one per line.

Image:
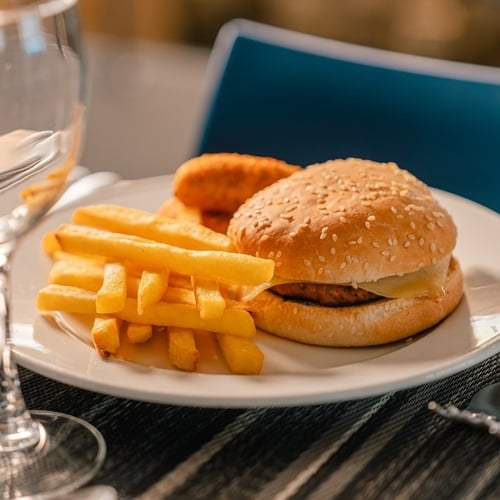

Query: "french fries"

xmin=192 ymin=276 xmax=226 ymax=320
xmin=37 ymin=203 xmax=274 ymax=374
xmin=72 ymin=204 xmax=234 ymax=251
xmin=137 ymin=269 xmax=169 ymax=315
xmin=96 ymin=262 xmax=127 ymax=314
xmin=54 ymin=224 xmax=274 ymax=286
xmin=91 ymin=317 xmax=121 ymax=357
xmin=168 ymin=327 xmax=200 ymax=372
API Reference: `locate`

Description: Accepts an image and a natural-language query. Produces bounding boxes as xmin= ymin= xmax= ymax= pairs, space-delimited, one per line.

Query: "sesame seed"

xmin=304 ymin=259 xmax=311 ymax=266
xmin=381 ymin=250 xmax=390 ymax=257
xmin=390 ymin=255 xmax=396 ymax=262
xmin=408 ymin=234 xmax=416 ymax=240
xmin=391 ymin=206 xmax=398 ymax=214
xmin=331 ymin=234 xmax=338 ymax=242
xmin=410 ymin=221 xmax=416 ymax=230
xmin=404 ymin=241 xmax=411 ymax=248
xmin=430 ymin=242 xmax=437 ymax=252
xmin=367 ymin=215 xmax=376 ymax=221
xmin=320 ymin=233 xmax=327 ymax=240
xmin=276 ymin=251 xmax=282 ymax=258
xmin=340 ymin=262 xmax=347 ymax=269
xmin=426 ymin=222 xmax=436 ymax=231
xmin=268 ymin=251 xmax=275 ymax=258
xmin=330 ymin=247 xmax=336 ymax=255
xmin=346 ymin=255 xmax=352 ymax=264
xmin=419 ymin=238 xmax=425 ymax=246
xmin=318 ymin=255 xmax=326 ymax=263
xmin=372 ymin=241 xmax=380 ymax=248
xmin=321 ymin=226 xmax=328 ymax=233
xmin=339 ymin=216 xmax=346 ymax=223
xmin=351 ymin=281 xmax=358 ymax=289
xmin=357 ymin=236 xmax=363 ymax=244
xmin=365 ymin=221 xmax=371 ymax=229
xmin=318 ymin=267 xmax=324 ymax=275
xmin=349 ymin=240 xmax=357 ymax=245
xmin=304 ymin=216 xmax=311 ymax=224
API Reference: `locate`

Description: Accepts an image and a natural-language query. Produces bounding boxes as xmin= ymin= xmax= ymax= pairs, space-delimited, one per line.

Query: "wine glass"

xmin=0 ymin=0 xmax=106 ymax=498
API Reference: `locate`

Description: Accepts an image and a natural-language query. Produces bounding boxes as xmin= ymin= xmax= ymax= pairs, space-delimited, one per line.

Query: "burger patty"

xmin=272 ymin=282 xmax=380 ymax=307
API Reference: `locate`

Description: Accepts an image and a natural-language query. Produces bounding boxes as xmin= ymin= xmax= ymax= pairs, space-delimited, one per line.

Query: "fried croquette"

xmin=159 ymin=197 xmax=232 ymax=234
xmin=173 ymin=153 xmax=301 ymax=213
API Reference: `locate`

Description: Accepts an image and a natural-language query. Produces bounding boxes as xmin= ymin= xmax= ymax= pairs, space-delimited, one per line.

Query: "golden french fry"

xmin=72 ymin=204 xmax=234 ymax=251
xmin=37 ymin=285 xmax=256 ymax=338
xmin=54 ymin=224 xmax=274 ymax=286
xmin=137 ymin=269 xmax=169 ymax=314
xmin=163 ymin=287 xmax=196 ymax=306
xmin=168 ymin=272 xmax=192 ymax=289
xmin=41 ymin=231 xmax=61 ymax=255
xmin=96 ymin=262 xmax=127 ymax=314
xmin=194 ymin=331 xmax=219 ymax=362
xmin=52 ymin=250 xmax=106 ymax=266
xmin=126 ymin=322 xmax=153 ymax=344
xmin=117 ymin=298 xmax=256 ymax=338
xmin=48 ymin=259 xmax=104 ymax=291
xmin=91 ymin=316 xmax=121 ymax=357
xmin=192 ymin=276 xmax=226 ymax=320
xmin=37 ymin=284 xmax=96 ymax=314
xmin=216 ymin=334 xmax=264 ymax=375
xmin=47 ymin=262 xmax=196 ymax=307
xmin=168 ymin=326 xmax=199 ymax=372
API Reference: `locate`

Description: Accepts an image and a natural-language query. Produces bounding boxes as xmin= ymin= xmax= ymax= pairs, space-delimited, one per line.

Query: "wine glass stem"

xmin=0 ymin=243 xmax=40 ymax=452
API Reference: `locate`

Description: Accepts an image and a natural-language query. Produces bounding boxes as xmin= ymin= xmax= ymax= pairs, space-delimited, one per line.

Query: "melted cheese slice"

xmin=357 ymin=256 xmax=450 ymax=299
xmin=225 ymin=256 xmax=451 ymax=302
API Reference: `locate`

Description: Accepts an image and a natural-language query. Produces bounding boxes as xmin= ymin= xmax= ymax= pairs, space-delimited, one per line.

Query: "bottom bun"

xmin=250 ymin=258 xmax=463 ymax=346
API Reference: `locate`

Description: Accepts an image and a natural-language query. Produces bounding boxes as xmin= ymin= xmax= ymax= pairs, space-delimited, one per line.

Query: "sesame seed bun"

xmin=227 ymin=158 xmax=463 ymax=346
xmin=228 ymin=158 xmax=457 ymax=284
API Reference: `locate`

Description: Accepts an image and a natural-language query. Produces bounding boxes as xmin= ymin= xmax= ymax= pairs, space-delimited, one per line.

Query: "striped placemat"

xmin=19 ymin=352 xmax=499 ymax=499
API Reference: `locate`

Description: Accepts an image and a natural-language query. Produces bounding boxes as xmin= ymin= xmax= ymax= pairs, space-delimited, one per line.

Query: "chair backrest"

xmin=192 ymin=19 xmax=500 ymax=212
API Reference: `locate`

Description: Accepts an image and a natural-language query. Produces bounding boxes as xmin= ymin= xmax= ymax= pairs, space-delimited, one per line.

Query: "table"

xmin=17 ymin=34 xmax=500 ymax=499
xmin=19 ymin=356 xmax=500 ymax=499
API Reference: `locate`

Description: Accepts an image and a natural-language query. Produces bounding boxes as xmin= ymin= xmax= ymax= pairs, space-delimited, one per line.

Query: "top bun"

xmin=227 ymin=158 xmax=457 ymax=284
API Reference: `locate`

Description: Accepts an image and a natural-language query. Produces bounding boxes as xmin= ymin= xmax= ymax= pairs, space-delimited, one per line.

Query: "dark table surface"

xmin=19 ymin=351 xmax=499 ymax=500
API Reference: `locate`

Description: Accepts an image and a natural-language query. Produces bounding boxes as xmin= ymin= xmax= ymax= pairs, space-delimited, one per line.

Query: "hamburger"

xmin=227 ymin=158 xmax=463 ymax=346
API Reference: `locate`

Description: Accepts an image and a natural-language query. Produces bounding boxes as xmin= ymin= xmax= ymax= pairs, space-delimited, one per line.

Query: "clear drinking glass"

xmin=0 ymin=1 xmax=106 ymax=497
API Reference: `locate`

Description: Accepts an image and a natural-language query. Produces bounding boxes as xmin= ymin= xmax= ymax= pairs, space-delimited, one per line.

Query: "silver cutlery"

xmin=428 ymin=381 xmax=500 ymax=438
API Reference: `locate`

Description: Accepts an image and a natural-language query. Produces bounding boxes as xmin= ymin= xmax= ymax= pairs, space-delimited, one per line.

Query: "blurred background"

xmin=77 ymin=0 xmax=500 ymax=180
xmin=80 ymin=0 xmax=500 ymax=67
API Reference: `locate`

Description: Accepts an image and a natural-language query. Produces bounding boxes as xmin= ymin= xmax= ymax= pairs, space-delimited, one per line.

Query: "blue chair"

xmin=192 ymin=19 xmax=500 ymax=212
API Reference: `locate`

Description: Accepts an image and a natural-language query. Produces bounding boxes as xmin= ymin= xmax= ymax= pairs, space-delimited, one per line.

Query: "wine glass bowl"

xmin=0 ymin=1 xmax=106 ymax=497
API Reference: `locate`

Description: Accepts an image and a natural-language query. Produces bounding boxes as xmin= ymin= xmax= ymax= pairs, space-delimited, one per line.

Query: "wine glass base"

xmin=0 ymin=410 xmax=106 ymax=500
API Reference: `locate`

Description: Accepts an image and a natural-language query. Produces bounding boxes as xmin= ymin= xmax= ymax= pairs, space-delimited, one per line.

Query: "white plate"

xmin=11 ymin=175 xmax=500 ymax=407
